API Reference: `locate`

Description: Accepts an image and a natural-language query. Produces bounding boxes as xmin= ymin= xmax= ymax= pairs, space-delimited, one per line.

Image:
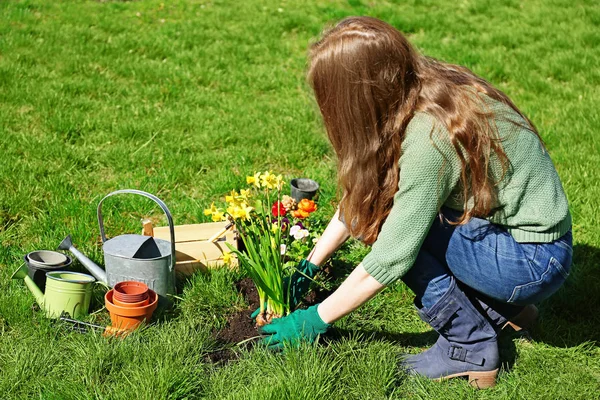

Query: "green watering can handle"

xmin=97 ymin=189 xmax=176 ymax=272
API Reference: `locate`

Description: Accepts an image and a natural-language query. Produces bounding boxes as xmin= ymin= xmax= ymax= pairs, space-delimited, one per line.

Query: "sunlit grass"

xmin=1 ymin=0 xmax=599 ymax=398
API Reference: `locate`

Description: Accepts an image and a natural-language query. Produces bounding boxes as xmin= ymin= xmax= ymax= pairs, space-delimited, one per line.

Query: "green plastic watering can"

xmin=11 ymin=263 xmax=96 ymax=319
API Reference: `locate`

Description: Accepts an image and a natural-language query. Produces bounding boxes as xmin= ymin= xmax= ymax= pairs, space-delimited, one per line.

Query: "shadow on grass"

xmin=532 ymin=243 xmax=600 ymax=347
xmin=325 ymin=326 xmax=439 ymax=347
xmin=323 ymin=326 xmax=520 ymax=371
xmin=146 ymin=272 xmax=195 ymax=322
xmin=330 ymin=244 xmax=600 ymax=350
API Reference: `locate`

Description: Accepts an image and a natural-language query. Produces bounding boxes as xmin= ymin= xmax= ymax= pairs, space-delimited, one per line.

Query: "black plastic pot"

xmin=24 ymin=253 xmax=73 ymax=293
xmin=290 ymin=178 xmax=320 ymax=202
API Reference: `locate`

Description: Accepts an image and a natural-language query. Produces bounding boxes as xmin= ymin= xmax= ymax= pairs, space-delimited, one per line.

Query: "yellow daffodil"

xmin=203 ymin=202 xmax=216 ymax=216
xmin=240 ymin=189 xmax=250 ymax=199
xmin=260 ymin=171 xmax=281 ymax=189
xmin=226 ymin=205 xmax=238 ymax=219
xmin=274 ymin=174 xmax=285 ymax=190
xmin=246 ymin=172 xmax=261 ymax=188
xmin=227 ymin=202 xmax=253 ymax=220
xmin=225 ymin=190 xmax=240 ymax=205
xmin=259 ymin=171 xmax=270 ymax=188
xmin=222 ymin=251 xmax=232 ymax=265
xmin=204 ymin=203 xmax=226 ymax=222
xmin=211 ymin=210 xmax=225 ymax=222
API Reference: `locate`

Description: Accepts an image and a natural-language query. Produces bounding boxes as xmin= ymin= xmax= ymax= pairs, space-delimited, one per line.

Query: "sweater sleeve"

xmin=361 ymin=113 xmax=462 ymax=285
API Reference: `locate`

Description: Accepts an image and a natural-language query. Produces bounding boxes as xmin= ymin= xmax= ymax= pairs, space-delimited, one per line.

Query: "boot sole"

xmin=435 ymin=368 xmax=499 ymax=389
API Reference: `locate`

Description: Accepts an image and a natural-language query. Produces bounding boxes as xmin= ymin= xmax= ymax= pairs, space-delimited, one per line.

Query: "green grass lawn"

xmin=1 ymin=0 xmax=599 ymax=398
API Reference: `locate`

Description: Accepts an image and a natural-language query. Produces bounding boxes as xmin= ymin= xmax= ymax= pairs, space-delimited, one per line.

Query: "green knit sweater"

xmin=362 ymin=98 xmax=571 ymax=286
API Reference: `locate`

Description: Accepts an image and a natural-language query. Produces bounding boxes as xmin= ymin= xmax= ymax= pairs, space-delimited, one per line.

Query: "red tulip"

xmin=271 ymin=201 xmax=287 ymax=217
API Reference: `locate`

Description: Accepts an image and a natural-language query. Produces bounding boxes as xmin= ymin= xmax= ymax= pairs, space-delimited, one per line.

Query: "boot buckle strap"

xmin=448 ymin=345 xmax=467 ymax=362
xmin=447 ymin=345 xmax=484 ymax=366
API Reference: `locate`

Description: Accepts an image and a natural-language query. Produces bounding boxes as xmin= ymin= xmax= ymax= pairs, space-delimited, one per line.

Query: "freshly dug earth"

xmin=302 ymin=286 xmax=333 ymax=305
xmin=206 ymin=279 xmax=259 ymax=364
xmin=212 ymin=278 xmax=334 ymax=350
xmin=214 ymin=278 xmax=261 ymax=345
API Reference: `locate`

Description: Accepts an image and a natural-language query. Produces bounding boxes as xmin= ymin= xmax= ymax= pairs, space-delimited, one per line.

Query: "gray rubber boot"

xmin=401 ymin=278 xmax=500 ymax=389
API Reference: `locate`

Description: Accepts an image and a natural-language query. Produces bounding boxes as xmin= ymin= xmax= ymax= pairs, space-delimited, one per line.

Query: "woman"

xmin=259 ymin=16 xmax=572 ymax=389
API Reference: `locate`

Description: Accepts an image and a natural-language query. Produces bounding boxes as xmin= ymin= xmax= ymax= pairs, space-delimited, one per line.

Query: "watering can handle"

xmin=97 ymin=189 xmax=176 ymax=272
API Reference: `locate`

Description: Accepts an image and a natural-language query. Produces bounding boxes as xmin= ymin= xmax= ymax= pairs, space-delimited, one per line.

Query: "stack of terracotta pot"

xmin=105 ymin=281 xmax=158 ymax=333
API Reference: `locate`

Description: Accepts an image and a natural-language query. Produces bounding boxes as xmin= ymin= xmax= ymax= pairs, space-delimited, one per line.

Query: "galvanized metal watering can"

xmin=59 ymin=189 xmax=176 ymax=300
xmin=11 ymin=263 xmax=95 ymax=319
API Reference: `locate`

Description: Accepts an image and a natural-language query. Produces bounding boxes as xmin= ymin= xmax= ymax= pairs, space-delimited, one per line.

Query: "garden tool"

xmin=207 ymin=221 xmax=234 ymax=243
xmin=59 ymin=189 xmax=176 ymax=302
xmin=58 ymin=312 xmax=128 ymax=337
xmin=11 ymin=263 xmax=95 ymax=319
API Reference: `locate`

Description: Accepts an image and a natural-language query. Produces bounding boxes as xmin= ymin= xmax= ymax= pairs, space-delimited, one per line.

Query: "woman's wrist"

xmin=305 ymin=248 xmax=321 ymax=267
xmin=306 ymin=209 xmax=350 ymax=267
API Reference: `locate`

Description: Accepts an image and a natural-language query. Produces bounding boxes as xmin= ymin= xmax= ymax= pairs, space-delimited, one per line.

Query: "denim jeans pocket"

xmin=508 ymin=257 xmax=568 ymax=305
xmin=550 ymin=256 xmax=570 ymax=280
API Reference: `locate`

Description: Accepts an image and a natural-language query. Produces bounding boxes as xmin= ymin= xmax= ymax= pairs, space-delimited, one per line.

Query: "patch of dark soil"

xmin=235 ymin=278 xmax=260 ymax=309
xmin=205 ymin=348 xmax=239 ymax=364
xmin=207 ymin=278 xmax=262 ymax=364
xmin=209 ymin=277 xmax=335 ymax=363
xmin=302 ymin=286 xmax=334 ymax=306
xmin=215 ymin=307 xmax=259 ymax=345
xmin=207 ymin=309 xmax=257 ymax=365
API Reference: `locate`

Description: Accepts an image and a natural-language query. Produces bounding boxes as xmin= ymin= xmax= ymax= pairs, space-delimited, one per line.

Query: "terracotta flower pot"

xmin=105 ymin=289 xmax=157 ymax=331
xmin=112 ymin=297 xmax=150 ymax=308
xmin=113 ymin=281 xmax=149 ymax=303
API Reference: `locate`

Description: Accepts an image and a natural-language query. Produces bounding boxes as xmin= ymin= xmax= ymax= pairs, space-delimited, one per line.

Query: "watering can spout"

xmin=11 ymin=263 xmax=44 ymax=307
xmin=24 ymin=277 xmax=45 ymax=308
xmin=58 ymin=235 xmax=108 ymax=284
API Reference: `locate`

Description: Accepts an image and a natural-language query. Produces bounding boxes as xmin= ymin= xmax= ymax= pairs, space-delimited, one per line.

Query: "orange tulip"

xmin=292 ymin=209 xmax=310 ymax=219
xmin=297 ymin=199 xmax=317 ymax=213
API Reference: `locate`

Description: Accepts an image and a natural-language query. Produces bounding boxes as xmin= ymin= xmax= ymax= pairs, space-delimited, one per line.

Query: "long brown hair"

xmin=308 ymin=16 xmax=539 ymax=244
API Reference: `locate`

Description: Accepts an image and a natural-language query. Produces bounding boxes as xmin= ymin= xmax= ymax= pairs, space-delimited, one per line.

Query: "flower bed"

xmin=204 ymin=171 xmax=322 ymax=326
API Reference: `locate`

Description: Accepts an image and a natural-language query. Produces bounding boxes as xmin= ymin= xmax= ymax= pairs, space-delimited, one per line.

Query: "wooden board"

xmin=143 ymin=221 xmax=238 ymax=276
xmin=154 ymin=222 xmax=233 ymax=243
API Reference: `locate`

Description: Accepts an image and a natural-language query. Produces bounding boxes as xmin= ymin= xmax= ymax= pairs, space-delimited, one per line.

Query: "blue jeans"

xmin=402 ymin=208 xmax=573 ymax=312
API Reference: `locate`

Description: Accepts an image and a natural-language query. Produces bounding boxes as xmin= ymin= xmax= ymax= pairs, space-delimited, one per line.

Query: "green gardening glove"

xmin=259 ymin=304 xmax=330 ymax=350
xmin=251 ymin=259 xmax=320 ymax=319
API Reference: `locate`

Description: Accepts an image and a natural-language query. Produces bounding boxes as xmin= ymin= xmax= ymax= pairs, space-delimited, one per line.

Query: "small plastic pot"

xmin=105 ymin=289 xmax=158 ymax=331
xmin=113 ymin=281 xmax=149 ymax=303
xmin=112 ymin=297 xmax=150 ymax=308
xmin=290 ymin=178 xmax=319 ymax=202
xmin=27 ymin=250 xmax=68 ymax=267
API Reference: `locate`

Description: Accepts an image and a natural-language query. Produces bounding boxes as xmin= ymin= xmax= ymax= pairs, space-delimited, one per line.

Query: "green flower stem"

xmin=226 ymin=183 xmax=292 ymax=320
